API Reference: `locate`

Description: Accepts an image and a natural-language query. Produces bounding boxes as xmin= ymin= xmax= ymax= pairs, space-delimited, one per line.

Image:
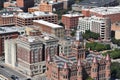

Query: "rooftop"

xmin=89 ymin=6 xmax=120 ymax=15
xmin=53 ymin=55 xmax=77 ymax=68
xmin=18 ymin=32 xmax=58 ymax=43
xmin=51 ymin=52 xmax=104 ymax=68
xmin=33 ymin=20 xmax=63 ymax=29
xmin=79 ymin=16 xmax=108 ymax=22
xmin=17 ymin=11 xmax=56 ymax=18
xmin=63 ymin=13 xmax=83 ymax=17
xmin=79 ymin=0 xmax=117 ymax=7
xmin=0 ymin=27 xmax=24 ymax=34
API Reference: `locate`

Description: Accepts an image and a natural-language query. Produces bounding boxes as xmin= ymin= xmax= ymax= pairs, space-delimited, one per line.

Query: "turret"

xmin=106 ymin=54 xmax=111 ymax=61
xmin=105 ymin=54 xmax=111 ymax=80
xmin=47 ymin=54 xmax=51 ymax=62
xmin=91 ymin=57 xmax=98 ymax=80
xmin=77 ymin=59 xmax=83 ymax=80
xmin=62 ymin=62 xmax=69 ymax=80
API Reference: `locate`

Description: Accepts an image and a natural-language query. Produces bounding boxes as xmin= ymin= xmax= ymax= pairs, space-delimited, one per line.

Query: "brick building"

xmin=62 ymin=13 xmax=83 ymax=35
xmin=82 ymin=6 xmax=120 ymax=23
xmin=15 ymin=11 xmax=58 ymax=27
xmin=16 ymin=30 xmax=59 ymax=76
xmin=39 ymin=0 xmax=74 ymax=12
xmin=0 ymin=27 xmax=19 ymax=57
xmin=16 ymin=0 xmax=34 ymax=12
xmin=28 ymin=6 xmax=40 ymax=13
xmin=0 ymin=13 xmax=15 ymax=26
xmin=33 ymin=20 xmax=64 ymax=38
xmin=39 ymin=1 xmax=63 ymax=12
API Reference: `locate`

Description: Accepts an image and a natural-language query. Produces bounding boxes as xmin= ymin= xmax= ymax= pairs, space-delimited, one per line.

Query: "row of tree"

xmin=86 ymin=42 xmax=111 ymax=51
xmin=103 ymin=49 xmax=120 ymax=59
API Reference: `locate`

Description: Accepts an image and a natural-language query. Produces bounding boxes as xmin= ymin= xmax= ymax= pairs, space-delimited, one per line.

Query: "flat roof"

xmin=18 ymin=32 xmax=58 ymax=43
xmin=17 ymin=11 xmax=56 ymax=18
xmin=79 ymin=0 xmax=116 ymax=7
xmin=0 ymin=27 xmax=24 ymax=34
xmin=33 ymin=20 xmax=63 ymax=29
xmin=79 ymin=16 xmax=108 ymax=23
xmin=89 ymin=6 xmax=120 ymax=15
xmin=63 ymin=13 xmax=83 ymax=17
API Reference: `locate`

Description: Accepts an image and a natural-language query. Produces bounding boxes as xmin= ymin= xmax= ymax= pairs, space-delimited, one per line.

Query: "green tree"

xmin=53 ymin=8 xmax=71 ymax=20
xmin=70 ymin=30 xmax=76 ymax=37
xmin=82 ymin=30 xmax=100 ymax=40
xmin=86 ymin=76 xmax=94 ymax=80
xmin=111 ymin=62 xmax=120 ymax=79
xmin=103 ymin=49 xmax=120 ymax=59
xmin=86 ymin=42 xmax=111 ymax=51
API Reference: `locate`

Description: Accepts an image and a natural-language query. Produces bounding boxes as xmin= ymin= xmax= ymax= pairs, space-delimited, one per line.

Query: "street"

xmin=0 ymin=63 xmax=27 ymax=80
xmin=0 ymin=61 xmax=47 ymax=80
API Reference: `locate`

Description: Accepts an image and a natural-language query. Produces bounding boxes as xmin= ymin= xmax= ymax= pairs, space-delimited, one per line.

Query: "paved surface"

xmin=0 ymin=63 xmax=27 ymax=80
xmin=0 ymin=60 xmax=47 ymax=80
xmin=112 ymin=59 xmax=120 ymax=63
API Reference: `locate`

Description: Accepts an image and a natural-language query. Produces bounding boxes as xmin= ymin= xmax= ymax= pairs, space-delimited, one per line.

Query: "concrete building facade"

xmin=5 ymin=39 xmax=17 ymax=67
xmin=77 ymin=16 xmax=111 ymax=40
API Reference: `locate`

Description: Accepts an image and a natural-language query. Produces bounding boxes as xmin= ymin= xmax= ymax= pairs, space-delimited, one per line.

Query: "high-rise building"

xmin=77 ymin=16 xmax=111 ymax=40
xmin=0 ymin=27 xmax=20 ymax=58
xmin=15 ymin=30 xmax=59 ymax=76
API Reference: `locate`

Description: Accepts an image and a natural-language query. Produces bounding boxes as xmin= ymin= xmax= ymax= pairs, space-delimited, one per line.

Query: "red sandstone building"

xmin=46 ymin=33 xmax=111 ymax=80
xmin=46 ymin=48 xmax=111 ymax=80
xmin=82 ymin=6 xmax=120 ymax=23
